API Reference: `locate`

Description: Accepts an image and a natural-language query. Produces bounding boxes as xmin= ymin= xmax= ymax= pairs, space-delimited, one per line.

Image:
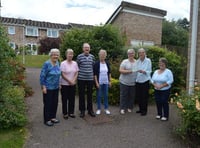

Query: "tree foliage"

xmin=60 ymin=24 xmax=125 ymax=60
xmin=38 ymin=37 xmax=61 ymax=54
xmin=162 ymin=18 xmax=189 ymax=48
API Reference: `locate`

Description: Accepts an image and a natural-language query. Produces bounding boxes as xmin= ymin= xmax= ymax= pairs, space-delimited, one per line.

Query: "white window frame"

xmin=131 ymin=39 xmax=154 ymax=47
xmin=47 ymin=29 xmax=59 ymax=38
xmin=9 ymin=42 xmax=16 ymax=49
xmin=25 ymin=27 xmax=38 ymax=36
xmin=8 ymin=26 xmax=15 ymax=35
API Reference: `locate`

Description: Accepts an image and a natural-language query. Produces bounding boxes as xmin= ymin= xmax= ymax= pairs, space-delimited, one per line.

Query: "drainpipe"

xmin=189 ymin=0 xmax=199 ymax=95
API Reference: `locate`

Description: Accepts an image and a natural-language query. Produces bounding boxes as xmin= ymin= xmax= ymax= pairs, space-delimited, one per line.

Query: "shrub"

xmin=0 ymin=86 xmax=27 ymax=129
xmin=172 ymin=86 xmax=200 ymax=143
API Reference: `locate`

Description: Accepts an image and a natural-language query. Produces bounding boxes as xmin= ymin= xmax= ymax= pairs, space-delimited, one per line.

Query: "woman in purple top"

xmin=40 ymin=48 xmax=61 ymax=126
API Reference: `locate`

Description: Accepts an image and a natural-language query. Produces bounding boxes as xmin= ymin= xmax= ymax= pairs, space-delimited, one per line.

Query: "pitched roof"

xmin=106 ymin=1 xmax=167 ymax=24
xmin=0 ymin=16 xmax=70 ymax=29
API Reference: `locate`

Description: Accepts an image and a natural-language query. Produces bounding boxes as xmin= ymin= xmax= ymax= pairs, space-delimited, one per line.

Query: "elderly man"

xmin=77 ymin=43 xmax=96 ymax=118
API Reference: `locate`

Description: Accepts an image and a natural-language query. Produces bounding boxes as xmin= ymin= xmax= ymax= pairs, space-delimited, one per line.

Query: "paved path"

xmin=24 ymin=68 xmax=188 ymax=148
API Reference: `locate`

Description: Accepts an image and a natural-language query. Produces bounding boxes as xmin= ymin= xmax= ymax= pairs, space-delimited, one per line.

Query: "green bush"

xmin=172 ymin=87 xmax=200 ymax=142
xmin=0 ymin=86 xmax=27 ymax=129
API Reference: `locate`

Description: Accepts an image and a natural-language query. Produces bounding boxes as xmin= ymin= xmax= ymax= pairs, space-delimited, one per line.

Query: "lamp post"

xmin=22 ymin=24 xmax=25 ymax=64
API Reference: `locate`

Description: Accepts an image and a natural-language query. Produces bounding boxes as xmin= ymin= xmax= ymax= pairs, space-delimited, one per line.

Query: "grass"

xmin=17 ymin=55 xmax=49 ymax=68
xmin=0 ymin=128 xmax=27 ymax=148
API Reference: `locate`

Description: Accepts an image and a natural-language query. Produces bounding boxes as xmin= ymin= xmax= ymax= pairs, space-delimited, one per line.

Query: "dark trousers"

xmin=43 ymin=89 xmax=59 ymax=123
xmin=136 ymin=81 xmax=149 ymax=114
xmin=61 ymin=85 xmax=76 ymax=115
xmin=120 ymin=83 xmax=135 ymax=110
xmin=78 ymin=80 xmax=94 ymax=112
xmin=154 ymin=89 xmax=170 ymax=118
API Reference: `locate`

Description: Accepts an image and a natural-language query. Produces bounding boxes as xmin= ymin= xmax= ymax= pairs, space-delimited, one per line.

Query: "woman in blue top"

xmin=40 ymin=48 xmax=61 ymax=126
xmin=151 ymin=58 xmax=173 ymax=121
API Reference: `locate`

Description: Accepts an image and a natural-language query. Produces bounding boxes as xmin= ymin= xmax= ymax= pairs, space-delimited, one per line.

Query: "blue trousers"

xmin=96 ymin=84 xmax=109 ymax=109
xmin=154 ymin=89 xmax=170 ymax=118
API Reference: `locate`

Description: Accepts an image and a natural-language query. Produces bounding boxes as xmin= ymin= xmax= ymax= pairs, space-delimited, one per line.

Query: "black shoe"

xmin=80 ymin=111 xmax=85 ymax=118
xmin=88 ymin=111 xmax=96 ymax=117
xmin=69 ymin=114 xmax=76 ymax=118
xmin=51 ymin=118 xmax=60 ymax=123
xmin=45 ymin=121 xmax=54 ymax=126
xmin=141 ymin=112 xmax=147 ymax=116
xmin=136 ymin=110 xmax=141 ymax=113
xmin=63 ymin=114 xmax=68 ymax=120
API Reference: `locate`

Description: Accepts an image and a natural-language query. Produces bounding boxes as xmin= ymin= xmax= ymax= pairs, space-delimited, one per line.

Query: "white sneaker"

xmin=105 ymin=109 xmax=111 ymax=115
xmin=161 ymin=117 xmax=168 ymax=121
xmin=127 ymin=109 xmax=132 ymax=113
xmin=96 ymin=110 xmax=101 ymax=115
xmin=155 ymin=115 xmax=161 ymax=119
xmin=120 ymin=109 xmax=125 ymax=115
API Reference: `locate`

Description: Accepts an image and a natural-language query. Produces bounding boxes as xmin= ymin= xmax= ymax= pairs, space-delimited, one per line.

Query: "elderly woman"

xmin=60 ymin=49 xmax=79 ymax=119
xmin=40 ymin=48 xmax=61 ymax=126
xmin=93 ymin=49 xmax=111 ymax=115
xmin=151 ymin=58 xmax=173 ymax=121
xmin=119 ymin=49 xmax=137 ymax=114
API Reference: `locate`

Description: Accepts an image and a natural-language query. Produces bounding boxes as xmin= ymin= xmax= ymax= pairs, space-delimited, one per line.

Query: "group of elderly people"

xmin=40 ymin=43 xmax=173 ymax=126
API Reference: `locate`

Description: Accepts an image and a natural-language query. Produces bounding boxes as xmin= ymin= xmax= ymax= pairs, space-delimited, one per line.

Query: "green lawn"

xmin=17 ymin=55 xmax=49 ymax=68
xmin=0 ymin=128 xmax=27 ymax=148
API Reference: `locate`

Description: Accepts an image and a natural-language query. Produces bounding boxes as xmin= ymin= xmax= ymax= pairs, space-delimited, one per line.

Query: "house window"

xmin=25 ymin=27 xmax=38 ymax=36
xmin=131 ymin=39 xmax=154 ymax=47
xmin=47 ymin=29 xmax=58 ymax=38
xmin=8 ymin=26 xmax=15 ymax=35
xmin=9 ymin=42 xmax=16 ymax=49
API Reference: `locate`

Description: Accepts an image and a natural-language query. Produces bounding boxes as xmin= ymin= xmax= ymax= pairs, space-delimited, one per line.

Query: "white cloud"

xmin=1 ymin=0 xmax=190 ymax=25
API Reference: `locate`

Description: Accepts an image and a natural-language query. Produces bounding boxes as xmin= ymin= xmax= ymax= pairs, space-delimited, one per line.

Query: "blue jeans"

xmin=154 ymin=89 xmax=170 ymax=118
xmin=96 ymin=84 xmax=109 ymax=109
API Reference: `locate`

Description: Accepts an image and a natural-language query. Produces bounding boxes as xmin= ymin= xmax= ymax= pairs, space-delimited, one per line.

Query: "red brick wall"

xmin=111 ymin=11 xmax=163 ymax=46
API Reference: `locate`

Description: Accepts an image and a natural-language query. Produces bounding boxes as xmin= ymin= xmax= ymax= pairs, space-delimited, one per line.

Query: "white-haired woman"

xmin=40 ymin=48 xmax=61 ymax=126
xmin=60 ymin=49 xmax=79 ymax=119
xmin=119 ymin=49 xmax=137 ymax=114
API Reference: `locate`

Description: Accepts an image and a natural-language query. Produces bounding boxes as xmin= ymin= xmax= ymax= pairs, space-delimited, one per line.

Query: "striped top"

xmin=76 ymin=53 xmax=95 ymax=80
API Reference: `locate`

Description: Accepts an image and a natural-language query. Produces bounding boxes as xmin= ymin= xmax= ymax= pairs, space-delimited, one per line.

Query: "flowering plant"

xmin=171 ymin=86 xmax=200 ymax=140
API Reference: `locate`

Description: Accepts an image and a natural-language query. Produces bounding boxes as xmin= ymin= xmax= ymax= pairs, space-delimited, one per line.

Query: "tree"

xmin=38 ymin=37 xmax=61 ymax=54
xmin=60 ymin=24 xmax=125 ymax=60
xmin=162 ymin=19 xmax=189 ymax=48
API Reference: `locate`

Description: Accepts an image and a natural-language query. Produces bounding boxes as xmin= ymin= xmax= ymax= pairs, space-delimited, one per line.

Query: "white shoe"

xmin=120 ymin=109 xmax=125 ymax=115
xmin=161 ymin=117 xmax=168 ymax=121
xmin=96 ymin=110 xmax=101 ymax=115
xmin=127 ymin=109 xmax=132 ymax=113
xmin=105 ymin=109 xmax=111 ymax=115
xmin=155 ymin=115 xmax=161 ymax=119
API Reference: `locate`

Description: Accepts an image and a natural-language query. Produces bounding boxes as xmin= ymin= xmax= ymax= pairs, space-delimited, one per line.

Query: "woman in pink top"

xmin=60 ymin=49 xmax=79 ymax=119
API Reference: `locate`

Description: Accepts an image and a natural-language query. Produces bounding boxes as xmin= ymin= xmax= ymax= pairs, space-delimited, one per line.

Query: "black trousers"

xmin=43 ymin=89 xmax=59 ymax=123
xmin=61 ymin=85 xmax=76 ymax=115
xmin=78 ymin=80 xmax=94 ymax=112
xmin=136 ymin=80 xmax=149 ymax=114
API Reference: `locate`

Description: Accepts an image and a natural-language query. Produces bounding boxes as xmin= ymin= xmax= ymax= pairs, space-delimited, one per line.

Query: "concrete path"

xmin=24 ymin=68 xmax=188 ymax=148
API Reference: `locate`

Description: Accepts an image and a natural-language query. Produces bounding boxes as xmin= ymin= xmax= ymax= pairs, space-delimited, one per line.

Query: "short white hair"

xmin=49 ymin=48 xmax=60 ymax=56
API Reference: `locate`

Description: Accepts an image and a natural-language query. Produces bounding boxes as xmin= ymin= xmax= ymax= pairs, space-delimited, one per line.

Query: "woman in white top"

xmin=119 ymin=49 xmax=137 ymax=114
xmin=151 ymin=57 xmax=173 ymax=121
xmin=60 ymin=49 xmax=79 ymax=119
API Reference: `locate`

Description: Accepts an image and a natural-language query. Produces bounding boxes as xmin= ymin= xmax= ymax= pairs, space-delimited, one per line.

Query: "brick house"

xmin=106 ymin=1 xmax=167 ymax=46
xmin=0 ymin=17 xmax=93 ymax=54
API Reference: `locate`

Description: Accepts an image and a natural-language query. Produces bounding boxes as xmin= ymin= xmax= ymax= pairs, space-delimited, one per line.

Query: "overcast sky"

xmin=1 ymin=0 xmax=190 ymax=25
